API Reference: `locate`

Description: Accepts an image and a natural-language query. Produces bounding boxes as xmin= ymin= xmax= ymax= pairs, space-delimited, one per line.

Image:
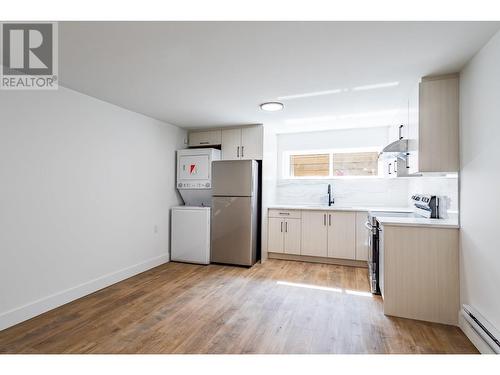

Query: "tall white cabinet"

xmin=407 ymin=74 xmax=459 ymax=174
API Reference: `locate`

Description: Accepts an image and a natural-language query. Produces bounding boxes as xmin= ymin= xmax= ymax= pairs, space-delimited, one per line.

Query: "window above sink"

xmin=283 ymin=147 xmax=381 ymax=179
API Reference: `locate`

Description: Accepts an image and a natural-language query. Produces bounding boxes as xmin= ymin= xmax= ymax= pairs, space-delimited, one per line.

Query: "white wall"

xmin=459 ymin=30 xmax=500 ymax=332
xmin=0 ymin=87 xmax=186 ymax=330
xmin=261 ymin=125 xmax=279 ymax=261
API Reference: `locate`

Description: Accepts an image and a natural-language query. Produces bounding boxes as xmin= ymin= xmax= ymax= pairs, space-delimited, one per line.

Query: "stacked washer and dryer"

xmin=171 ymin=148 xmax=220 ymax=264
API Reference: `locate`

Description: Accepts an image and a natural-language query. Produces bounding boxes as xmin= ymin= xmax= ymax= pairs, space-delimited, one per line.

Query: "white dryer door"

xmin=178 ymin=154 xmax=210 ymax=180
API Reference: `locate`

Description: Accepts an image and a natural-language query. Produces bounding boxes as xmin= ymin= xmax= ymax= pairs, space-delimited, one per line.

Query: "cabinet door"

xmin=327 ymin=212 xmax=356 ymax=260
xmin=284 ymin=219 xmax=301 ymax=255
xmin=241 ymin=126 xmax=263 ymax=160
xmin=301 ymin=211 xmax=328 ymax=257
xmin=407 ymin=82 xmax=420 ymax=174
xmin=355 ymin=212 xmax=369 ymax=261
xmin=379 ymin=157 xmax=393 ymax=178
xmin=419 ymin=76 xmax=459 ymax=173
xmin=188 ymin=130 xmax=222 ymax=147
xmin=221 ymin=128 xmax=242 ymax=160
xmin=268 ymin=218 xmax=284 ymax=253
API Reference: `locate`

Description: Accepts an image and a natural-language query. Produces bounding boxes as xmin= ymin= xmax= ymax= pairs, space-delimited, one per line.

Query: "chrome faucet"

xmin=328 ymin=184 xmax=334 ymax=206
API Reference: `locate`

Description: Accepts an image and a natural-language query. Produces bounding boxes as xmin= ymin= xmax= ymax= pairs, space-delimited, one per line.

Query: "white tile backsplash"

xmin=276 ymin=178 xmax=410 ymax=207
xmin=275 ymin=176 xmax=458 ymax=213
xmin=408 ymin=176 xmax=459 ymax=215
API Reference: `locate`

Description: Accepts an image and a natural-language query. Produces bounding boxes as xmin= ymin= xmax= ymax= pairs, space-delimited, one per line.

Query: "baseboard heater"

xmin=462 ymin=304 xmax=500 ymax=354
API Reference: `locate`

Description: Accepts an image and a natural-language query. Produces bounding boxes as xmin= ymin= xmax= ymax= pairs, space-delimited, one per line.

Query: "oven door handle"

xmin=364 ymin=221 xmax=373 ymax=231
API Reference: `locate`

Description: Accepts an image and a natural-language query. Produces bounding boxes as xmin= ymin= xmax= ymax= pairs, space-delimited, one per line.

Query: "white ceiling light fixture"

xmin=260 ymin=102 xmax=284 ymax=112
xmin=352 ymin=81 xmax=400 ymax=91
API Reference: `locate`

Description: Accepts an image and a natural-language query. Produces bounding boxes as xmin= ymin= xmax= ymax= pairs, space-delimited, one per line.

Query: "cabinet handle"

xmin=279 ymin=212 xmax=290 ymax=215
xmin=285 ymin=221 xmax=288 ymax=232
xmin=394 ymin=159 xmax=397 ymax=173
xmin=281 ymin=221 xmax=283 ymax=232
xmin=241 ymin=146 xmax=244 ymax=158
xmin=200 ymin=141 xmax=209 ymax=145
xmin=399 ymin=124 xmax=403 ymax=140
xmin=323 ymin=214 xmax=326 ymax=226
xmin=237 ymin=146 xmax=240 ymax=158
xmin=329 ymin=214 xmax=331 ymax=226
xmin=406 ymin=152 xmax=410 ymax=169
xmin=388 ymin=163 xmax=392 ymax=175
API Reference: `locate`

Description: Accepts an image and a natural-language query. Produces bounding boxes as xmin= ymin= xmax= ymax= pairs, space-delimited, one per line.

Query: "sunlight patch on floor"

xmin=276 ymin=280 xmax=372 ymax=297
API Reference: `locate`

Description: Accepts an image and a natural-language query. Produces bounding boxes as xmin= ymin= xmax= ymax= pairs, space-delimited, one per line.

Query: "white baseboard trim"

xmin=458 ymin=311 xmax=495 ymax=354
xmin=0 ymin=254 xmax=169 ymax=331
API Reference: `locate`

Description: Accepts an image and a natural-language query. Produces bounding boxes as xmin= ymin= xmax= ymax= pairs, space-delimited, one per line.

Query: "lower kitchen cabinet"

xmin=300 ymin=211 xmax=328 ymax=257
xmin=268 ymin=217 xmax=284 ymax=253
xmin=268 ymin=208 xmax=364 ymax=263
xmin=267 ymin=217 xmax=301 ymax=255
xmin=355 ymin=211 xmax=369 ymax=261
xmin=327 ymin=212 xmax=356 ymax=259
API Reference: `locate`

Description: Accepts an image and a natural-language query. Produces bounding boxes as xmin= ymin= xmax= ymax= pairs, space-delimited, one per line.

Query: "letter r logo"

xmin=2 ymin=23 xmax=53 ymax=75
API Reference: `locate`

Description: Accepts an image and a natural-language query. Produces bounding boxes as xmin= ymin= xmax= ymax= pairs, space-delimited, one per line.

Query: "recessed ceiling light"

xmin=260 ymin=102 xmax=284 ymax=112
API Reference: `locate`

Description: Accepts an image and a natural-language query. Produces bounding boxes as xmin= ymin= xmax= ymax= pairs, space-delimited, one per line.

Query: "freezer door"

xmin=211 ymin=196 xmax=257 ymax=266
xmin=212 ymin=160 xmax=257 ymax=197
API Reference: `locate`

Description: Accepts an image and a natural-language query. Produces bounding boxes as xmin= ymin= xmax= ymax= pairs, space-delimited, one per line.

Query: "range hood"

xmin=381 ymin=139 xmax=408 ymax=154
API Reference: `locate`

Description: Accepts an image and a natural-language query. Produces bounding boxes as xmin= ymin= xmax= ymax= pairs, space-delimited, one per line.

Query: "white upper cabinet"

xmin=188 ymin=129 xmax=222 ymax=147
xmin=388 ymin=104 xmax=409 ymax=143
xmin=221 ymin=125 xmax=263 ymax=160
xmin=407 ymin=74 xmax=459 ymax=174
xmin=221 ymin=128 xmax=241 ymax=160
xmin=407 ymin=82 xmax=420 ymax=175
xmin=241 ymin=126 xmax=263 ymax=160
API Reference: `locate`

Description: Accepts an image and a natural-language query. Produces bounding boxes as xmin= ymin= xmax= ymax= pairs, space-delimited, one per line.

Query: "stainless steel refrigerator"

xmin=211 ymin=160 xmax=258 ymax=266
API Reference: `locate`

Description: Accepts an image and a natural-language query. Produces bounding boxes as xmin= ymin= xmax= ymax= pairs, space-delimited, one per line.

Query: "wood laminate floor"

xmin=0 ymin=259 xmax=477 ymax=354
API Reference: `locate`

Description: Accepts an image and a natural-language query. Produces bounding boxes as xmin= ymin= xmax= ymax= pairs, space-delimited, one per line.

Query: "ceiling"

xmin=59 ymin=22 xmax=500 ymax=132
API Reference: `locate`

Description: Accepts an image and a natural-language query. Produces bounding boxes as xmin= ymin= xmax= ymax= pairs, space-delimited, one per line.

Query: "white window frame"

xmin=282 ymin=147 xmax=382 ymax=180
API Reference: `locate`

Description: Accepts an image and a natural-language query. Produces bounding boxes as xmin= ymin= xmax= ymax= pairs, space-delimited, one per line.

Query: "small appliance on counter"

xmin=211 ymin=160 xmax=259 ymax=267
xmin=171 ymin=148 xmax=221 ymax=265
xmin=410 ymin=194 xmax=439 ymax=218
xmin=365 ymin=193 xmax=440 ymax=294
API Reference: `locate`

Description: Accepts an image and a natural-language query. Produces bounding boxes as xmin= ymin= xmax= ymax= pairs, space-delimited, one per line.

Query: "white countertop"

xmin=267 ymin=204 xmax=414 ymax=213
xmin=267 ymin=204 xmax=459 ymax=229
xmin=376 ymin=216 xmax=459 ymax=229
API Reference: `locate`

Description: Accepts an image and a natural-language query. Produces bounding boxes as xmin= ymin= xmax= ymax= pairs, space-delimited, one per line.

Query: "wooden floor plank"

xmin=0 ymin=259 xmax=478 ymax=354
